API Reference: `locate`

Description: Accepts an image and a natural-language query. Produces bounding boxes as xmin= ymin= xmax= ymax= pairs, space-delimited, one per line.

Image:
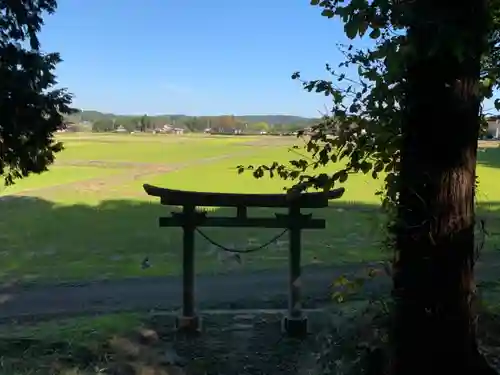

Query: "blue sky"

xmin=39 ymin=0 xmax=354 ymax=117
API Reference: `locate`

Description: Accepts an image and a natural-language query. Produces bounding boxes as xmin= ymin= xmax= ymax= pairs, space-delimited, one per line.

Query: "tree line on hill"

xmin=64 ymin=110 xmax=317 ymax=134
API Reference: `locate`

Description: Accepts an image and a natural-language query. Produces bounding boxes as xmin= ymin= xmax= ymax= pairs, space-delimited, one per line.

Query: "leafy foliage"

xmin=183 ymin=116 xmax=206 ymax=132
xmin=139 ymin=114 xmax=151 ymax=132
xmin=317 ymin=264 xmax=392 ymax=375
xmin=241 ymin=0 xmax=500 ymax=216
xmin=248 ymin=121 xmax=270 ymax=132
xmin=240 ymin=1 xmax=406 ymax=212
xmin=0 ymin=0 xmax=75 ymax=185
xmin=92 ymin=118 xmax=116 ymax=132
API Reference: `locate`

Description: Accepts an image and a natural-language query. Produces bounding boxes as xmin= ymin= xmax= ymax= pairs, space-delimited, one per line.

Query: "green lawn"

xmin=145 ymin=151 xmax=384 ymax=202
xmin=54 ymin=134 xmax=260 ymax=163
xmin=0 ymin=135 xmax=498 ymax=282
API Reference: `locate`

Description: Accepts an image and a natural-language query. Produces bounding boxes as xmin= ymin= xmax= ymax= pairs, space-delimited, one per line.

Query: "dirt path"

xmin=10 ymin=144 xmax=274 ymax=198
xmin=0 ymin=264 xmax=377 ymax=323
xmin=1 ymin=253 xmax=500 ymax=323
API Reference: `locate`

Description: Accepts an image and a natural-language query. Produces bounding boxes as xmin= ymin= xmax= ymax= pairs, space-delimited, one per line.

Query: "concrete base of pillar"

xmin=175 ymin=315 xmax=201 ymax=335
xmin=282 ymin=315 xmax=308 ymax=338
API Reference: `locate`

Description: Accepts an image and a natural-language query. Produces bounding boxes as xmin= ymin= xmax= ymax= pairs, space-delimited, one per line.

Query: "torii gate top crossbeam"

xmin=143 ymin=184 xmax=345 ymax=208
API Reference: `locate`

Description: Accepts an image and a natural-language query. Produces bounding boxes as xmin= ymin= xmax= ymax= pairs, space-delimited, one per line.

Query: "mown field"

xmin=0 ymin=133 xmax=499 ymax=283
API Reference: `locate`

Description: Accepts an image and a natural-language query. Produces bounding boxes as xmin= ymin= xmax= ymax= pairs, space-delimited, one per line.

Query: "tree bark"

xmin=391 ymin=0 xmax=496 ymax=374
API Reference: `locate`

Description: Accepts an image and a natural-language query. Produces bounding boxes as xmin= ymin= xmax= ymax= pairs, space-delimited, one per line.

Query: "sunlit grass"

xmin=55 ymin=136 xmax=250 ymax=163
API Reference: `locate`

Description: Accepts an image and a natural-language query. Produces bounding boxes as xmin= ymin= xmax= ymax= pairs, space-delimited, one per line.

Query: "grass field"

xmin=0 ymin=133 xmax=499 ymax=283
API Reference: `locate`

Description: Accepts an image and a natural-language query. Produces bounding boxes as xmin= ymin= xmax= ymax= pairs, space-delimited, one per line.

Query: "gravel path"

xmin=0 ymin=265 xmax=347 ymax=323
xmin=1 ymin=253 xmax=499 ymax=324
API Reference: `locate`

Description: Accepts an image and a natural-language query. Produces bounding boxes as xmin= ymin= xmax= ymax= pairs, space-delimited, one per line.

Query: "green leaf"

xmin=344 ymin=20 xmax=359 ymax=39
xmin=482 ymin=77 xmax=493 ymax=89
xmin=360 ymin=161 xmax=372 ymax=174
xmin=374 ymin=160 xmax=384 ymax=173
xmin=322 ymin=178 xmax=335 ymax=193
xmin=321 ymin=9 xmax=334 ymax=18
xmin=339 ymin=170 xmax=348 ymax=183
xmin=332 ymin=291 xmax=345 ymax=303
xmin=369 ymin=28 xmax=381 ymax=39
xmin=310 ymin=0 xmax=320 ymax=4
xmin=333 ymin=274 xmax=349 ymax=286
xmin=358 ymin=22 xmax=368 ymax=37
xmin=253 ymin=168 xmax=264 ymax=179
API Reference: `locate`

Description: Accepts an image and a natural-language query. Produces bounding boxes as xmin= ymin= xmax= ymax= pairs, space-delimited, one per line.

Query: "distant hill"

xmin=66 ymin=110 xmax=317 ymax=126
xmin=235 ymin=115 xmax=316 ymax=125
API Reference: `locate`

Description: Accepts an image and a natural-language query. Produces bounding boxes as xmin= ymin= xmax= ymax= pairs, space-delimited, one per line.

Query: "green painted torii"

xmin=143 ymin=183 xmax=345 ymax=338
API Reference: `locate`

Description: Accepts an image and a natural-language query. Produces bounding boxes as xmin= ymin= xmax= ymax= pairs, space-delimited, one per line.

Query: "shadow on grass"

xmin=0 ymin=310 xmax=334 ymax=375
xmin=478 ymin=145 xmax=500 ymax=169
xmin=0 ymin=195 xmax=391 ymax=283
xmin=0 ymin=195 xmax=499 ymax=283
xmin=0 ymin=312 xmax=168 ymax=375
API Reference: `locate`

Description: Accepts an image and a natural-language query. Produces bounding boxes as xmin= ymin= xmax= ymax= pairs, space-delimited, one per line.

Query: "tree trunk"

xmin=391 ymin=0 xmax=496 ymax=374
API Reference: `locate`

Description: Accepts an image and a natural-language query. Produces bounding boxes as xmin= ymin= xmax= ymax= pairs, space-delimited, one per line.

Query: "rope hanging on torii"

xmin=195 ymin=226 xmax=289 ymax=254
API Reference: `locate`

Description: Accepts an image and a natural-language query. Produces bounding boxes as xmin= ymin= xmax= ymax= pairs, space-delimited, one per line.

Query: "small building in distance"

xmin=208 ymin=128 xmax=243 ymax=135
xmin=114 ymin=125 xmax=128 ymax=133
xmin=487 ymin=119 xmax=500 ymax=139
xmin=153 ymin=124 xmax=184 ymax=134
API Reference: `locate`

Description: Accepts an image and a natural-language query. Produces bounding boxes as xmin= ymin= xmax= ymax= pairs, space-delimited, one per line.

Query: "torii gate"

xmin=143 ymin=184 xmax=345 ymax=338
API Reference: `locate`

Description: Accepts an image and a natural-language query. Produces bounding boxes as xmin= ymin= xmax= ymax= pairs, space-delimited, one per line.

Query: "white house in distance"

xmin=115 ymin=125 xmax=128 ymax=133
xmin=487 ymin=119 xmax=500 ymax=139
xmin=153 ymin=124 xmax=184 ymax=134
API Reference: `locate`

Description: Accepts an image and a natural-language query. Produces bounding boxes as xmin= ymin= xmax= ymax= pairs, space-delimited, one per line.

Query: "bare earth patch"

xmin=9 ymin=145 xmax=273 ymax=199
xmin=54 ymin=160 xmax=174 ymax=169
xmin=479 ymin=140 xmax=500 ymax=148
xmin=6 ymin=164 xmax=173 ymax=199
xmin=147 ymin=311 xmax=327 ymax=375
